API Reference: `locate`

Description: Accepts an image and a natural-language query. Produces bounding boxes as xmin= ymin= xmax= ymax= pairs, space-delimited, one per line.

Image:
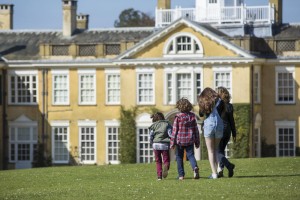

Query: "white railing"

xmin=155 ymin=4 xmax=274 ymax=27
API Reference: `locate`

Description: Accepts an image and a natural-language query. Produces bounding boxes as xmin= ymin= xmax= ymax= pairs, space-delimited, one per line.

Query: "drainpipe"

xmin=250 ymin=64 xmax=254 ymax=158
xmin=2 ymin=69 xmax=7 ymax=169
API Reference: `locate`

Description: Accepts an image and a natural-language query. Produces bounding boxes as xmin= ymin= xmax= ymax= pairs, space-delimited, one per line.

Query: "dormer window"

xmin=164 ymin=33 xmax=203 ymax=57
xmin=209 ymin=0 xmax=217 ymax=3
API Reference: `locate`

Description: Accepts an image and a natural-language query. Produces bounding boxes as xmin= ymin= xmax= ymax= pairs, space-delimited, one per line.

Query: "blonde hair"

xmin=176 ymin=98 xmax=193 ymax=113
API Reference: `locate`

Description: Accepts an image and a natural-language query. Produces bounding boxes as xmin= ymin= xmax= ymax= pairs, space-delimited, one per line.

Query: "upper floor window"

xmin=52 ymin=70 xmax=69 ymax=105
xmin=105 ymin=69 xmax=120 ymax=105
xmin=136 ymin=68 xmax=155 ymax=105
xmin=164 ymin=33 xmax=203 ymax=57
xmin=165 ymin=66 xmax=202 ymax=105
xmin=209 ymin=0 xmax=218 ymax=4
xmin=78 ymin=69 xmax=96 ymax=105
xmin=213 ymin=66 xmax=232 ymax=95
xmin=276 ymin=66 xmax=295 ymax=104
xmin=8 ymin=70 xmax=38 ymax=105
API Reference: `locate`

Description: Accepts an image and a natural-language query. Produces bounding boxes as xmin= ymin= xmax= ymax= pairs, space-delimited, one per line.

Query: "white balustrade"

xmin=155 ymin=4 xmax=274 ymax=27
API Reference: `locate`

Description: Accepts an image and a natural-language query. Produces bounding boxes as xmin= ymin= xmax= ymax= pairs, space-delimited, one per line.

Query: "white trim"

xmin=51 ymin=69 xmax=69 ymax=75
xmin=104 ymin=68 xmax=120 ymax=74
xmin=104 ymin=120 xmax=120 ymax=127
xmin=50 ymin=120 xmax=70 ymax=127
xmin=78 ymin=120 xmax=97 ymax=127
xmin=77 ymin=68 xmax=96 ymax=74
xmin=8 ymin=70 xmax=38 ymax=75
xmin=275 ymin=121 xmax=296 ymax=127
xmin=117 ymin=18 xmax=253 ymax=60
xmin=163 ymin=32 xmax=204 ymax=57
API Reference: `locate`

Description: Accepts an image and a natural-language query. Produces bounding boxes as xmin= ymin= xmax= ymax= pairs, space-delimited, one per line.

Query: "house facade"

xmin=0 ymin=0 xmax=299 ymax=170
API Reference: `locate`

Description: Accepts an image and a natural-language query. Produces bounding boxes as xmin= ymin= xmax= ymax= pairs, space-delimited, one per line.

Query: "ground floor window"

xmin=275 ymin=121 xmax=295 ymax=157
xmin=225 ymin=140 xmax=233 ymax=158
xmin=137 ymin=127 xmax=153 ymax=163
xmin=51 ymin=121 xmax=69 ymax=164
xmin=254 ymin=128 xmax=261 ymax=157
xmin=106 ymin=126 xmax=120 ymax=164
xmin=78 ymin=121 xmax=97 ymax=164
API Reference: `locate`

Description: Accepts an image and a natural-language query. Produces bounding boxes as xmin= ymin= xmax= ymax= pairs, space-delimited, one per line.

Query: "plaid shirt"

xmin=170 ymin=112 xmax=200 ymax=148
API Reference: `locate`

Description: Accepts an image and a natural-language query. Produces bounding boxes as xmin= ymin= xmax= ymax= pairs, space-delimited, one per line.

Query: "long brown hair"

xmin=198 ymin=87 xmax=219 ymax=113
xmin=150 ymin=112 xmax=165 ymax=122
xmin=216 ymin=86 xmax=231 ymax=103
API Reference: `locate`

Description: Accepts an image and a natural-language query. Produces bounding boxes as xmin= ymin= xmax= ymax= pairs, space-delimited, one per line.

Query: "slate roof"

xmin=0 ymin=28 xmax=154 ymax=60
xmin=274 ymin=24 xmax=300 ymax=39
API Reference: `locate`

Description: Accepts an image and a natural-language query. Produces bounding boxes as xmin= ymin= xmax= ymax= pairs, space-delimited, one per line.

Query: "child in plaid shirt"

xmin=170 ymin=98 xmax=200 ymax=180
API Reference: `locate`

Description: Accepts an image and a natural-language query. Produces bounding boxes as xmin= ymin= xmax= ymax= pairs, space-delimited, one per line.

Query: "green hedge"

xmin=119 ymin=106 xmax=138 ymax=163
xmin=232 ymin=103 xmax=251 ymax=158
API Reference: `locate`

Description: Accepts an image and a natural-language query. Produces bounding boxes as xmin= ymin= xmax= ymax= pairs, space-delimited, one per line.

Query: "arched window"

xmin=164 ymin=33 xmax=204 ymax=57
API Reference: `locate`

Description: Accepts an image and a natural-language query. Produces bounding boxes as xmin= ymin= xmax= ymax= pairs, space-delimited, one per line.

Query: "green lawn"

xmin=0 ymin=157 xmax=300 ymax=200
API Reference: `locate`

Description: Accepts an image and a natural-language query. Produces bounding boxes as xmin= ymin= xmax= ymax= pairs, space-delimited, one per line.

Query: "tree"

xmin=114 ymin=8 xmax=155 ymax=27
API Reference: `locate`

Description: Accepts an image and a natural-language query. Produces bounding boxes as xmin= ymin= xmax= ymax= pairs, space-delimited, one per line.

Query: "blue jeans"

xmin=175 ymin=145 xmax=198 ymax=177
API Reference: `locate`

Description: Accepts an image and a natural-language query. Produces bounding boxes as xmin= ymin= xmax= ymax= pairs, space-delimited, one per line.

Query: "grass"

xmin=0 ymin=157 xmax=300 ymax=200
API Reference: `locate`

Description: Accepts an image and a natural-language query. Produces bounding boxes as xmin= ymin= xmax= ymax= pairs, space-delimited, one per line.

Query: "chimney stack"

xmin=0 ymin=4 xmax=14 ymax=30
xmin=62 ymin=0 xmax=77 ymax=37
xmin=76 ymin=14 xmax=89 ymax=30
xmin=157 ymin=0 xmax=171 ymax=9
xmin=269 ymin=0 xmax=282 ymax=24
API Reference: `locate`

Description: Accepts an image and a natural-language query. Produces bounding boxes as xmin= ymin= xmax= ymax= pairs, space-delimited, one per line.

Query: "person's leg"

xmin=185 ymin=145 xmax=197 ymax=169
xmin=154 ymin=149 xmax=163 ymax=179
xmin=218 ymin=135 xmax=231 ymax=170
xmin=185 ymin=145 xmax=199 ymax=179
xmin=162 ymin=150 xmax=170 ymax=178
xmin=175 ymin=146 xmax=185 ymax=178
xmin=205 ymin=137 xmax=218 ymax=178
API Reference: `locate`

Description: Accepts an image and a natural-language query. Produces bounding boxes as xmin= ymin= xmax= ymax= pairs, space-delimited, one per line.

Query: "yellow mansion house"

xmin=0 ymin=0 xmax=299 ymax=169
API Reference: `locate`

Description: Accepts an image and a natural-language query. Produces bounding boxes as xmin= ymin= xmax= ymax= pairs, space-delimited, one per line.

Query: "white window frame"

xmin=164 ymin=66 xmax=203 ymax=105
xmin=136 ymin=113 xmax=153 ymax=164
xmin=163 ymin=32 xmax=204 ymax=58
xmin=52 ymin=69 xmax=69 ymax=105
xmin=254 ymin=66 xmax=261 ymax=104
xmin=78 ymin=69 xmax=96 ymax=105
xmin=105 ymin=69 xmax=120 ymax=105
xmin=275 ymin=66 xmax=295 ymax=104
xmin=275 ymin=121 xmax=296 ymax=157
xmin=213 ymin=66 xmax=232 ymax=97
xmin=51 ymin=121 xmax=70 ymax=164
xmin=78 ymin=120 xmax=97 ymax=164
xmin=8 ymin=70 xmax=38 ymax=105
xmin=136 ymin=67 xmax=155 ymax=105
xmin=105 ymin=120 xmax=120 ymax=164
xmin=8 ymin=116 xmax=38 ymax=164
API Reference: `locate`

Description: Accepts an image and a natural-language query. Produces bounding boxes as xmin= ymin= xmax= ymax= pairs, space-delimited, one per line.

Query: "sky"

xmin=1 ymin=0 xmax=300 ymax=30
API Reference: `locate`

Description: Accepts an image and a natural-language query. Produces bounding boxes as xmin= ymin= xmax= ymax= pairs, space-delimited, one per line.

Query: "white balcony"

xmin=155 ymin=4 xmax=275 ymax=28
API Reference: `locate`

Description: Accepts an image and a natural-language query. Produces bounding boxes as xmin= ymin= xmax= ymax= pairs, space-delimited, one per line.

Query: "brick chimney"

xmin=0 ymin=4 xmax=14 ymax=30
xmin=76 ymin=14 xmax=89 ymax=30
xmin=62 ymin=0 xmax=77 ymax=36
xmin=157 ymin=0 xmax=171 ymax=9
xmin=269 ymin=0 xmax=282 ymax=24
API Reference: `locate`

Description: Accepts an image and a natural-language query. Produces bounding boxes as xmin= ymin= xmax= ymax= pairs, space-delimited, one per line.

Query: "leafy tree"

xmin=114 ymin=8 xmax=155 ymax=27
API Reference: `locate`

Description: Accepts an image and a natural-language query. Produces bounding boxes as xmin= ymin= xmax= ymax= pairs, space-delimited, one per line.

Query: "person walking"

xmin=149 ymin=112 xmax=172 ymax=180
xmin=216 ymin=86 xmax=236 ymax=178
xmin=198 ymin=87 xmax=225 ymax=179
xmin=170 ymin=98 xmax=200 ymax=180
